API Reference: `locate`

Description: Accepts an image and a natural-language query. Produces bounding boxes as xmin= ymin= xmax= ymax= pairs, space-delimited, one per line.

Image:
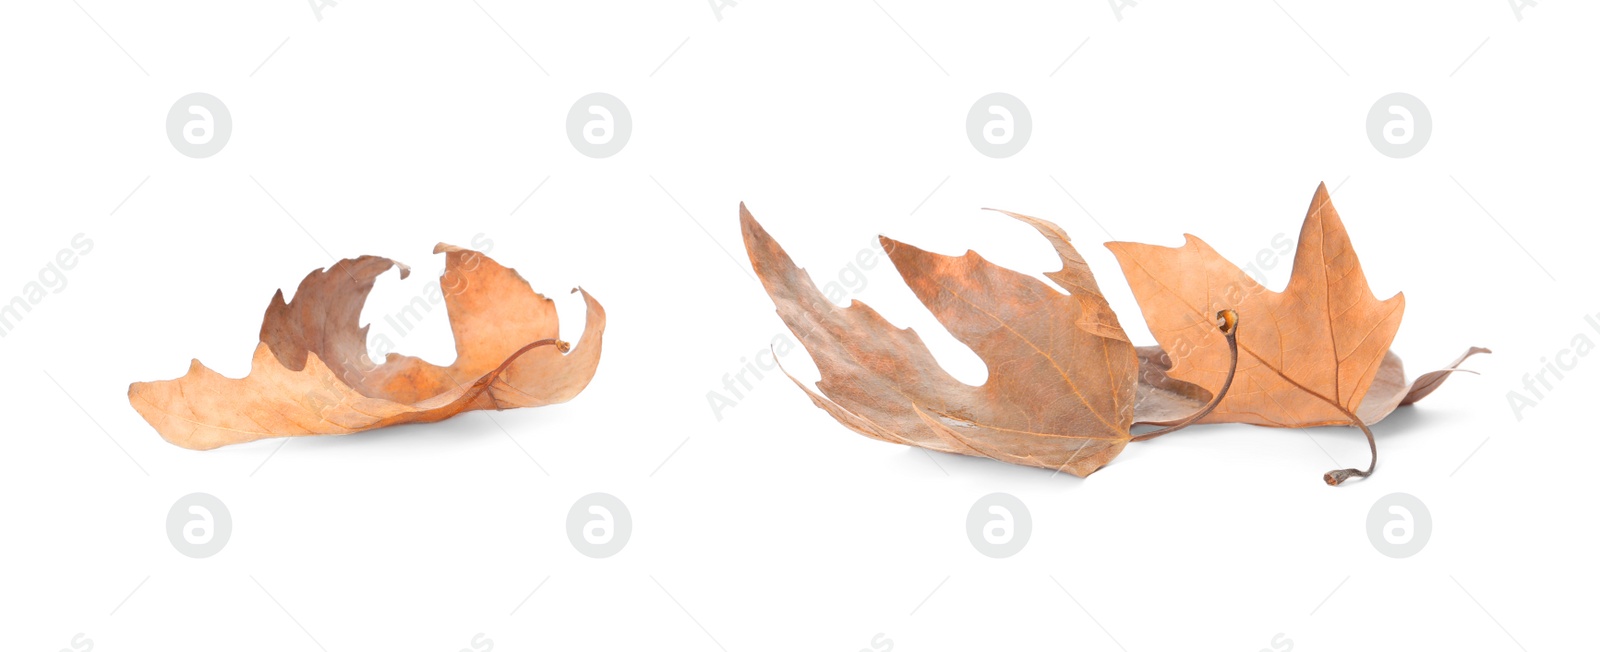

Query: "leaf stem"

xmin=1321 ymin=405 xmax=1376 ymax=486
xmin=524 ymin=338 xmax=571 ymax=354
xmin=1130 ymin=309 xmax=1239 ymax=442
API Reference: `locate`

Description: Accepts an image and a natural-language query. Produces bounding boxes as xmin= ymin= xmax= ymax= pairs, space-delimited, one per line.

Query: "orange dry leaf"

xmin=742 ymin=205 xmax=1232 ymax=477
xmin=1107 ymin=183 xmax=1486 ymax=482
xmin=1107 ymin=183 xmax=1483 ymax=428
xmin=129 ymin=244 xmax=605 ymax=450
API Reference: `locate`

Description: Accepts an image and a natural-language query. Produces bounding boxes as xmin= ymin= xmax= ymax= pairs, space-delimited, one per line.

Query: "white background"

xmin=2 ymin=1 xmax=1594 ymax=650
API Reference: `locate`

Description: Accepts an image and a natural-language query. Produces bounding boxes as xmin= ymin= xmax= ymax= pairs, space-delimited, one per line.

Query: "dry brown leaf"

xmin=1106 ymin=183 xmax=1486 ymax=482
xmin=742 ymin=204 xmax=1232 ymax=477
xmin=129 ymin=244 xmax=605 ymax=450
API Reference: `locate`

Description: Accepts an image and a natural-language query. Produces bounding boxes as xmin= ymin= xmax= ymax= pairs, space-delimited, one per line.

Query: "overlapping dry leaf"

xmin=742 ymin=205 xmax=1210 ymax=477
xmin=1107 ymin=183 xmax=1485 ymax=428
xmin=129 ymin=244 xmax=605 ymax=450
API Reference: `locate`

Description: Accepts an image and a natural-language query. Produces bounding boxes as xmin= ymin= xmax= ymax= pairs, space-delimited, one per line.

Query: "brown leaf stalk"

xmin=1130 ymin=309 xmax=1239 ymax=442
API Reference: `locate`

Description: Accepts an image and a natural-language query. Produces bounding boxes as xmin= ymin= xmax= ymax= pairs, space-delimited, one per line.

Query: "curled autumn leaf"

xmin=128 ymin=244 xmax=605 ymax=450
xmin=1106 ymin=183 xmax=1488 ymax=484
xmin=741 ymin=204 xmax=1235 ymax=477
